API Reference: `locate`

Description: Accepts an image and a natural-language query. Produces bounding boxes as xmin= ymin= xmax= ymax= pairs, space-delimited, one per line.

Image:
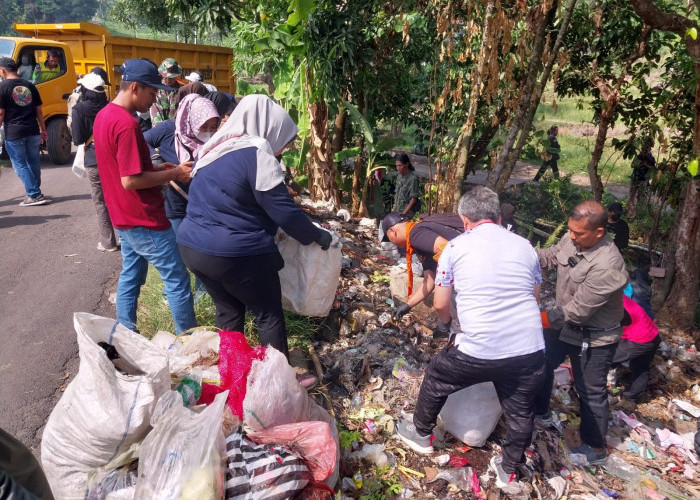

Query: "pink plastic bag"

xmin=217 ymin=331 xmax=265 ymax=417
xmin=249 ymin=421 xmax=337 ymax=482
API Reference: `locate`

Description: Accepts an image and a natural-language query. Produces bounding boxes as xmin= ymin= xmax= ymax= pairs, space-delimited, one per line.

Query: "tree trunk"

xmin=586 ymin=106 xmax=613 ymax=201
xmin=351 ymin=137 xmax=366 ymax=216
xmin=656 ymin=70 xmax=700 ymax=329
xmin=307 ymin=99 xmax=341 ymax=208
xmin=438 ymin=0 xmax=495 ymax=212
xmin=487 ymin=0 xmax=554 ymax=191
xmin=495 ymin=0 xmax=578 ymax=192
xmin=465 ymin=106 xmax=507 ymax=173
xmin=331 ymin=106 xmax=346 ymax=159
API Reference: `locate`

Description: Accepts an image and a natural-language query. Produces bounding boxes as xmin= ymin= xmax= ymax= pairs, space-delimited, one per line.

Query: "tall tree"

xmin=556 ymin=0 xmax=665 ymax=201
xmin=628 ymin=0 xmax=700 ymax=330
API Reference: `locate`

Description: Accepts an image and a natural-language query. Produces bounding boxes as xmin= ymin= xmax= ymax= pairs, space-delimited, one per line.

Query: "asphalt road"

xmin=0 ymin=155 xmax=121 ymax=454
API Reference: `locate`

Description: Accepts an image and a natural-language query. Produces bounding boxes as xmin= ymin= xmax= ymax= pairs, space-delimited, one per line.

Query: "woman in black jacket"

xmin=71 ymin=73 xmax=118 ymax=251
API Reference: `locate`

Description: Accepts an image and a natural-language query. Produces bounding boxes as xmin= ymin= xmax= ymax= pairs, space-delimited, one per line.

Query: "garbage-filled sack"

xmin=41 ymin=313 xmax=170 ymax=499
xmin=275 ymin=227 xmax=341 ymax=317
xmin=224 ymin=429 xmax=313 ymax=499
xmin=152 ymin=329 xmax=221 ymax=382
xmin=437 ymin=382 xmax=503 ymax=447
xmin=243 ymin=347 xmax=340 ymax=488
xmin=135 ymin=390 xmax=228 ymax=499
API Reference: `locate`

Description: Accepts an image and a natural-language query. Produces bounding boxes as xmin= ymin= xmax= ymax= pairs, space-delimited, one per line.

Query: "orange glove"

xmin=541 ymin=311 xmax=551 ymax=329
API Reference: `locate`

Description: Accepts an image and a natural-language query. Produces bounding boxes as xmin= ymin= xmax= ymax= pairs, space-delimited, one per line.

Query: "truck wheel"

xmin=47 ymin=118 xmax=72 ymax=165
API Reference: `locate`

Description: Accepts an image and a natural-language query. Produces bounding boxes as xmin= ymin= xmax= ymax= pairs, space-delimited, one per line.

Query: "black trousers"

xmin=533 ymin=329 xmax=616 ymax=449
xmin=413 ymin=346 xmax=545 ymax=473
xmin=179 ymin=246 xmax=289 ymax=359
xmin=533 ymin=159 xmax=559 ymax=181
xmin=612 ymin=335 xmax=660 ymax=400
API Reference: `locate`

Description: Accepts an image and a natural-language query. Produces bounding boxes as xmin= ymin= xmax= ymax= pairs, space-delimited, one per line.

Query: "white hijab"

xmin=192 ymin=94 xmax=299 ymax=191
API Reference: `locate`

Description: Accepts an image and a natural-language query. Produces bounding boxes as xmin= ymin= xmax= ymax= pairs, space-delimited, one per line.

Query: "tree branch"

xmin=628 ymin=0 xmax=695 ymax=36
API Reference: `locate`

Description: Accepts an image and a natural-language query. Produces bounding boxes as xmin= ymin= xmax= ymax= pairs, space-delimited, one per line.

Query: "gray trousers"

xmin=86 ymin=166 xmax=117 ymax=249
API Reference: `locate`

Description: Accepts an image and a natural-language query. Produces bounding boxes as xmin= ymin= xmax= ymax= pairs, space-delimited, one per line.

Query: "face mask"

xmin=195 ymin=131 xmax=213 ymax=143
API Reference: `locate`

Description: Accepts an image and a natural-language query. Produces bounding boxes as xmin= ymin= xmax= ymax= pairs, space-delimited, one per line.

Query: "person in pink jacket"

xmin=611 ymin=294 xmax=660 ymax=401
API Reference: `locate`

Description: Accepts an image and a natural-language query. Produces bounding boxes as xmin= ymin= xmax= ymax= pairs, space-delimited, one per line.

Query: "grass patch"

xmin=135 ymin=264 xmax=320 ymax=349
xmin=533 ymin=90 xmax=632 ymax=185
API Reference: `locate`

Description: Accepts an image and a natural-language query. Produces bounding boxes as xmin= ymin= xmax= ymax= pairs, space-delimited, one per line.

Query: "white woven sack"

xmin=275 ymin=227 xmax=341 ymax=317
xmin=438 ymin=382 xmax=503 ymax=447
xmin=41 ymin=313 xmax=170 ymax=499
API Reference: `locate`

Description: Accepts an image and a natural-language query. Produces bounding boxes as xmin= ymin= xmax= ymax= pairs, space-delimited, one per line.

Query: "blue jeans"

xmin=5 ymin=135 xmax=42 ymax=198
xmin=114 ymin=226 xmax=196 ymax=334
xmin=168 ymin=217 xmax=204 ymax=296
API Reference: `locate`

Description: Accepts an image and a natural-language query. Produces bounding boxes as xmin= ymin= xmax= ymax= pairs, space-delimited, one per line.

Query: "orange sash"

xmin=404 ymin=221 xmax=418 ymax=298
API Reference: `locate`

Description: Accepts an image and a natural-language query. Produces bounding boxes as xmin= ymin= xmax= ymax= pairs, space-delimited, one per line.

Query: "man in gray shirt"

xmin=537 ymin=200 xmax=628 ymax=464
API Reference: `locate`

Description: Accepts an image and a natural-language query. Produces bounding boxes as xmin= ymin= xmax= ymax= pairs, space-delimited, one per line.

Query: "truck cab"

xmin=0 ymin=37 xmax=76 ymax=164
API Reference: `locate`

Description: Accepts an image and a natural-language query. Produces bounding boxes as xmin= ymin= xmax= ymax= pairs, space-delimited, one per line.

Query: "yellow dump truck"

xmin=0 ymin=22 xmax=234 ymax=164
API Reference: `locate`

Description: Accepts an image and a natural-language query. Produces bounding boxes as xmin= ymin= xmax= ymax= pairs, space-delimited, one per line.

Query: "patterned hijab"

xmin=174 ymin=94 xmax=220 ymax=162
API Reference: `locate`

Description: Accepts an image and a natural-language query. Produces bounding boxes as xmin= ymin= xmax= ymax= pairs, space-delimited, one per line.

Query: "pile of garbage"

xmin=40 ymin=313 xmax=339 ymax=499
xmin=304 ymin=209 xmax=700 ymax=499
xmin=40 ymin=201 xmax=700 ymax=500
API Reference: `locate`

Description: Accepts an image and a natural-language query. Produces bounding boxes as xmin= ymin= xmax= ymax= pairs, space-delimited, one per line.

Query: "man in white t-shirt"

xmin=395 ymin=186 xmax=545 ymax=488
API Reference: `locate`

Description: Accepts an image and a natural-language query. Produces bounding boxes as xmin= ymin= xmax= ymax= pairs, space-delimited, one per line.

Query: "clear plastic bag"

xmin=87 ymin=462 xmax=137 ymax=500
xmin=135 ymin=390 xmax=228 ymax=500
xmin=243 ymin=347 xmax=340 ymax=488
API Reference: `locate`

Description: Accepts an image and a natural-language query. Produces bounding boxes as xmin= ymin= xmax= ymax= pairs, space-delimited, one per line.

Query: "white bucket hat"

xmin=184 ymin=71 xmax=202 ymax=82
xmin=77 ymin=72 xmax=106 ymax=92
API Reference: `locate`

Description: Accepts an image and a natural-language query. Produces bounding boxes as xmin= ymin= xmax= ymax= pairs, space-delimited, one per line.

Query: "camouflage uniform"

xmin=149 ymin=58 xmax=182 ymax=125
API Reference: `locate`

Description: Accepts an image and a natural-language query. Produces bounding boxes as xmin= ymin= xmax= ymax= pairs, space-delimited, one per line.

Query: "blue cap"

xmin=119 ymin=58 xmax=172 ymax=91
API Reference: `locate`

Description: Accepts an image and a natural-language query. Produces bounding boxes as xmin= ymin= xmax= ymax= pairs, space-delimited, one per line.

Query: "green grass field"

xmin=533 ymin=91 xmax=632 ymax=185
xmin=136 ymin=264 xmax=318 ymax=349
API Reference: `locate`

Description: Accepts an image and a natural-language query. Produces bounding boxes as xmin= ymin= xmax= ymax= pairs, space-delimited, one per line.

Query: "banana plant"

xmin=338 ymin=101 xmax=405 ymax=216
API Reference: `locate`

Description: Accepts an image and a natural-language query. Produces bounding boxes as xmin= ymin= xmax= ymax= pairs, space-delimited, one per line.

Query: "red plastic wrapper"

xmin=448 ymin=455 xmax=469 ymax=468
xmin=216 ymin=330 xmax=265 ymax=417
xmin=249 ymin=421 xmax=338 ymax=482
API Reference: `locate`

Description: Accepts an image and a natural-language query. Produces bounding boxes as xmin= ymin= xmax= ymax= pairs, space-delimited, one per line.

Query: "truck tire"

xmin=47 ymin=118 xmax=72 ymax=165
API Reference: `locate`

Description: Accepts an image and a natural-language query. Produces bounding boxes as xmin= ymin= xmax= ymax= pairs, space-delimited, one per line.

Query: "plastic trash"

xmin=437 ymin=382 xmax=503 ymax=447
xmin=351 ymin=444 xmax=388 ymax=467
xmin=176 ymin=370 xmax=202 ymax=407
xmin=243 ymin=347 xmax=340 ymax=487
xmin=86 ymin=462 xmax=138 ymax=500
xmin=671 ymin=399 xmax=700 ymax=418
xmin=427 ymin=466 xmax=482 ymax=496
xmin=42 ymin=313 xmax=170 ymax=500
xmin=135 ymin=390 xmax=228 ymax=499
xmin=249 ymin=421 xmax=337 ymax=482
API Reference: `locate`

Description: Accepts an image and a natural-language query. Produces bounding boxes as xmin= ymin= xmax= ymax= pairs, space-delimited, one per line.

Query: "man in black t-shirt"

xmin=381 ymin=212 xmax=465 ymax=324
xmin=0 ymin=57 xmax=49 ymax=206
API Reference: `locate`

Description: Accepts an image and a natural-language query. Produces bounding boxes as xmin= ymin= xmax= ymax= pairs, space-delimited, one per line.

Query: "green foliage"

xmin=0 ymin=0 xmax=99 ymax=33
xmin=360 ymin=465 xmax=403 ymax=500
xmin=339 ymin=429 xmax=362 ymax=450
xmin=512 ymin=175 xmax=592 ymax=227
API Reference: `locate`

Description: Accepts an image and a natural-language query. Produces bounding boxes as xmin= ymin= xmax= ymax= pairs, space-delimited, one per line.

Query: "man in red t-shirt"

xmin=94 ymin=58 xmax=196 ymax=334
